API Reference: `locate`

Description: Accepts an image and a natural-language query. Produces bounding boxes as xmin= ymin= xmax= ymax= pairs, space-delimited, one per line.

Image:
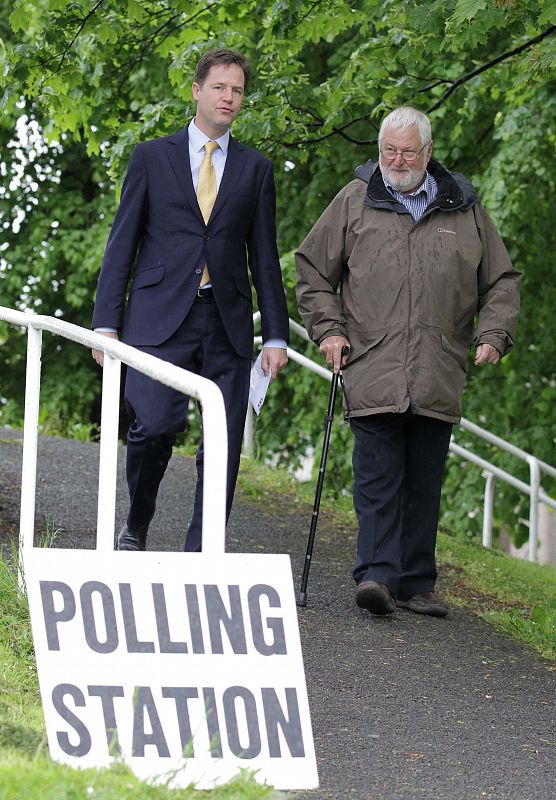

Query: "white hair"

xmin=378 ymin=106 xmax=431 ymax=148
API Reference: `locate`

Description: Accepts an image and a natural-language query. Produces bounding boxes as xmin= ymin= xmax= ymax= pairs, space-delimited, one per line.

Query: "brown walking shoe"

xmin=396 ymin=592 xmax=449 ymax=618
xmin=355 ymin=580 xmax=396 ymax=615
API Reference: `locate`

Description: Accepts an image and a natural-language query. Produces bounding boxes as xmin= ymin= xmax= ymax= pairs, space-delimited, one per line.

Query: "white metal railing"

xmin=0 ymin=307 xmax=228 ymax=556
xmin=449 ymin=428 xmax=556 ymax=561
xmin=3 ymin=305 xmax=553 ymax=563
xmin=247 ymin=313 xmax=556 ymax=563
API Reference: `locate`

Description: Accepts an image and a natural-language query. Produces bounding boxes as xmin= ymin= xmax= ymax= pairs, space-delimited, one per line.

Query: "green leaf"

xmin=449 ymin=0 xmax=488 ymax=26
xmin=538 ymin=0 xmax=556 ymax=25
xmin=9 ymin=4 xmax=28 ymax=33
xmin=127 ymin=0 xmax=144 ymax=21
xmin=96 ymin=22 xmax=118 ymax=44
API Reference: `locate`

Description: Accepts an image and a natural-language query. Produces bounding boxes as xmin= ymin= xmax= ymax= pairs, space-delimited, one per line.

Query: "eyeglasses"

xmin=379 ymin=142 xmax=430 ymax=163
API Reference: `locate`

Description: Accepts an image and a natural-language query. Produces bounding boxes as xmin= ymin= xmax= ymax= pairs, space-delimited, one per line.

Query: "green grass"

xmin=0 ymin=550 xmax=47 ymax=771
xmin=0 ymin=761 xmax=279 ymax=800
xmin=437 ymin=533 xmax=556 ymax=661
xmin=236 ymin=456 xmax=556 ymax=663
xmin=0 ymin=553 xmax=281 ymax=799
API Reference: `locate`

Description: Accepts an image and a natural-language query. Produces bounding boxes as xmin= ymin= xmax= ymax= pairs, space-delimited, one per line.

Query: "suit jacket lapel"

xmin=163 ymin=129 xmax=245 ymax=225
xmin=209 ymin=137 xmax=245 ymax=222
xmin=163 ymin=127 xmax=204 ymax=225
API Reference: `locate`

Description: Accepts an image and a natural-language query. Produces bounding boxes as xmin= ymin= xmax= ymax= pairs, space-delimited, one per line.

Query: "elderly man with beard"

xmin=295 ymin=106 xmax=520 ymax=618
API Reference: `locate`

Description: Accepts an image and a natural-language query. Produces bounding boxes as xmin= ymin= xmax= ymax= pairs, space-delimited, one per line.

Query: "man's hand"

xmin=92 ymin=331 xmax=119 ymax=367
xmin=320 ymin=335 xmax=350 ymax=373
xmin=261 ymin=347 xmax=288 ymax=383
xmin=475 ymin=343 xmax=501 ymax=366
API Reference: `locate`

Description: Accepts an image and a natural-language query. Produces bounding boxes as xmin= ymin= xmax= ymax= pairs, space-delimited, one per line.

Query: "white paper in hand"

xmin=249 ymin=351 xmax=271 ymax=415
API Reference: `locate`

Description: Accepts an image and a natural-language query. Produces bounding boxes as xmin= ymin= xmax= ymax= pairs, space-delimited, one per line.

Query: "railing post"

xmin=199 ymin=382 xmax=228 ymax=555
xmin=528 ymin=456 xmax=540 ymax=563
xmin=482 ymin=471 xmax=495 ymax=549
xmin=96 ymin=354 xmax=122 ymax=551
xmin=243 ymin=403 xmax=254 ymax=458
xmin=19 ymin=324 xmax=42 ymax=557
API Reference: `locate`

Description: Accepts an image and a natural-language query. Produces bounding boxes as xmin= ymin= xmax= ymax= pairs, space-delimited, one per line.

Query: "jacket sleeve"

xmin=91 ymin=145 xmax=148 ymax=331
xmin=473 ymin=203 xmax=521 ymax=356
xmin=295 ymin=187 xmax=350 ymax=344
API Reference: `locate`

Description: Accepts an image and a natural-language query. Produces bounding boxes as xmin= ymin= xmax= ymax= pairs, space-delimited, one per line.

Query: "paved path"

xmin=1 ymin=429 xmax=555 ymax=799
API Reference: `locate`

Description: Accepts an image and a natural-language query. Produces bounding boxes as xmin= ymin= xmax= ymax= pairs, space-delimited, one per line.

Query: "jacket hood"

xmin=354 ymin=158 xmax=478 ymax=213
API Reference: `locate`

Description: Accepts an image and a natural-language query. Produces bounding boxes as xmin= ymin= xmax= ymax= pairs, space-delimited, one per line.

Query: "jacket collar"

xmin=163 ymin=127 xmax=246 ymax=224
xmin=356 ymin=158 xmax=478 ymax=215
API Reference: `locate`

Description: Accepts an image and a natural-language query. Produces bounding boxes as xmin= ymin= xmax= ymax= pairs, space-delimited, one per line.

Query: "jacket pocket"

xmin=440 ymin=330 xmax=469 ymax=371
xmin=129 ymin=265 xmax=165 ymax=293
xmin=233 ymin=272 xmax=252 ymax=300
xmin=343 ymin=330 xmax=388 ymax=367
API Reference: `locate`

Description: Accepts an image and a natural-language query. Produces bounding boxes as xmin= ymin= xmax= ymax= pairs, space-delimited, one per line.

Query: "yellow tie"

xmin=197 ymin=140 xmax=219 ymax=286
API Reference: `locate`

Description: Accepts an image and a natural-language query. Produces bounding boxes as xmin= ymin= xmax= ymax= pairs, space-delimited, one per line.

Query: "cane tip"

xmin=297 ymin=592 xmax=307 ymax=607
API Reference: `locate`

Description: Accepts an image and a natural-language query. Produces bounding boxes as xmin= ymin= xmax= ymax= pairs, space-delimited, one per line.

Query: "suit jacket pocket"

xmin=440 ymin=330 xmax=469 ymax=371
xmin=233 ymin=271 xmax=252 ymax=300
xmin=129 ymin=265 xmax=165 ymax=293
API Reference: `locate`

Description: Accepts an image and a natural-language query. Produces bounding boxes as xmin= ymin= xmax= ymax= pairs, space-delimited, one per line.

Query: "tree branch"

xmin=424 ymin=26 xmax=556 ymax=113
xmin=279 ymin=90 xmax=377 ymax=145
xmin=277 ymin=25 xmax=556 ymax=147
xmin=114 ymin=2 xmax=217 ymax=88
xmin=279 ymin=116 xmax=378 ymax=146
xmin=56 ymin=0 xmax=106 ymax=72
xmin=298 ymin=0 xmax=328 ymax=24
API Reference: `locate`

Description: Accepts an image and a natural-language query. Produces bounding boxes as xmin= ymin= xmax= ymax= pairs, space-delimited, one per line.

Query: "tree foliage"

xmin=1 ymin=0 xmax=555 ymax=544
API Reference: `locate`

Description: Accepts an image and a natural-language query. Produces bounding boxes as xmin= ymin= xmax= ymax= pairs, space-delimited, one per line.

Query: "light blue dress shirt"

xmin=188 ymin=118 xmax=228 ymax=192
xmin=384 ymin=172 xmax=438 ymax=222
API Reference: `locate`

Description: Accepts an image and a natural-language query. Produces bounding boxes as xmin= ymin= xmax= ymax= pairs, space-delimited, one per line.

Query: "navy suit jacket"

xmin=92 ymin=127 xmax=289 ymax=358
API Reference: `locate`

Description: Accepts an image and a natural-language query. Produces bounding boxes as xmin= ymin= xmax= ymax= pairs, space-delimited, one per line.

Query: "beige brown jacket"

xmin=295 ymin=159 xmax=521 ymax=423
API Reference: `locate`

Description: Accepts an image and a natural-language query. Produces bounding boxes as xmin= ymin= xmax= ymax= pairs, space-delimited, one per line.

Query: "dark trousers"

xmin=350 ymin=411 xmax=452 ymax=599
xmin=123 ymin=297 xmax=251 ymax=552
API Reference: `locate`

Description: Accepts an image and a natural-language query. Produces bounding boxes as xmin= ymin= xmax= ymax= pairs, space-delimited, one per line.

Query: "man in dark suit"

xmin=91 ymin=48 xmax=289 ymax=552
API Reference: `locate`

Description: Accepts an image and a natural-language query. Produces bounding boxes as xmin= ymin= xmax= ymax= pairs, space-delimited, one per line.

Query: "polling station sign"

xmin=23 ymin=548 xmax=318 ymax=790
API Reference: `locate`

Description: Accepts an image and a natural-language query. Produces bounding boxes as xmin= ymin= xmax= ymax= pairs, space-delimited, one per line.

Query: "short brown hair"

xmin=194 ymin=49 xmax=251 ymax=91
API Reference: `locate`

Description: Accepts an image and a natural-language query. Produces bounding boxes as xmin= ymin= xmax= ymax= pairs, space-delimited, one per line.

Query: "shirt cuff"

xmin=94 ymin=327 xmax=118 ymax=333
xmin=263 ymin=339 xmax=287 ymax=350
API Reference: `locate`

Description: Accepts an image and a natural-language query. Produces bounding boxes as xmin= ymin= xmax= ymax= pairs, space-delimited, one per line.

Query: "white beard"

xmin=380 ymin=162 xmax=426 ymax=193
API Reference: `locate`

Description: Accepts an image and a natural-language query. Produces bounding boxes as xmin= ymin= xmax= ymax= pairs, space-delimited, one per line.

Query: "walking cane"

xmin=297 ymin=346 xmax=349 ymax=607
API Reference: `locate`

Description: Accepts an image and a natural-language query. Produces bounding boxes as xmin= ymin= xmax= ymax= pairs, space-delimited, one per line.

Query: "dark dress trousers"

xmin=351 ymin=411 xmax=452 ymax=598
xmin=92 ymin=127 xmax=289 ymax=550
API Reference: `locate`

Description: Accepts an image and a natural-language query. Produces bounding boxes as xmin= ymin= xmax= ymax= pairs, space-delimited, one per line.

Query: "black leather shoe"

xmin=355 ymin=580 xmax=396 ymax=615
xmin=396 ymin=592 xmax=449 ymax=618
xmin=116 ymin=524 xmax=147 ymax=551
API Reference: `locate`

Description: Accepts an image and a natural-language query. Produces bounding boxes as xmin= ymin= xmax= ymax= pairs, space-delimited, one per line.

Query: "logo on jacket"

xmin=438 ymin=227 xmax=456 ymax=235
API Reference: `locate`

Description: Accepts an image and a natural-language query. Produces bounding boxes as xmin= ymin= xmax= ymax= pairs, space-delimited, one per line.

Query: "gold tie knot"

xmin=204 ymin=140 xmax=219 ymax=156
